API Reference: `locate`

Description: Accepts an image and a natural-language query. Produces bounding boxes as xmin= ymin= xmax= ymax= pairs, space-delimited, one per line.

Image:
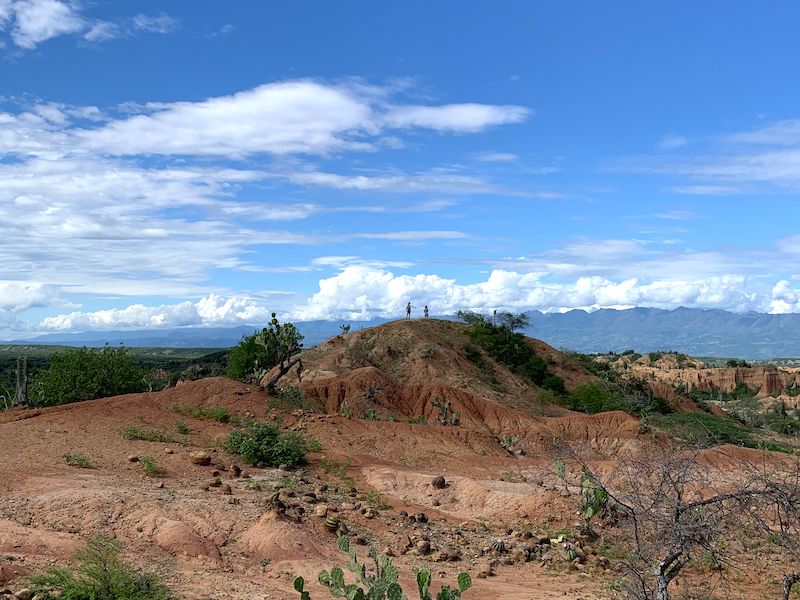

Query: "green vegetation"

xmin=268 ymin=385 xmax=324 ymax=412
xmin=651 ymin=412 xmax=793 ymax=451
xmin=295 ymin=536 xmax=472 ymax=600
xmin=225 ymin=421 xmax=307 ymax=468
xmin=174 ymin=420 xmax=190 ymax=435
xmin=29 ymin=535 xmax=175 ymax=600
xmin=63 ymin=453 xmax=94 ymax=469
xmin=226 ymin=330 xmax=269 ymax=381
xmin=29 ymin=345 xmax=145 ymax=407
xmin=172 ymin=404 xmax=234 ymax=423
xmin=139 ymin=456 xmax=165 ymax=477
xmin=121 ymin=427 xmax=175 ymax=443
xmin=457 ymin=310 xmax=565 ymax=393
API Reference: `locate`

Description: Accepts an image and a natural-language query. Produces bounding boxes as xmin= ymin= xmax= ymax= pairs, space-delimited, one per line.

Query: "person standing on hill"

xmin=423 ymin=305 xmax=429 ymax=318
xmin=405 ymin=302 xmax=414 ymax=319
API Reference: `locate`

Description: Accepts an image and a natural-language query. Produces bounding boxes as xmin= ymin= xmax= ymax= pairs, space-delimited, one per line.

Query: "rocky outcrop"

xmin=630 ymin=365 xmax=800 ymax=399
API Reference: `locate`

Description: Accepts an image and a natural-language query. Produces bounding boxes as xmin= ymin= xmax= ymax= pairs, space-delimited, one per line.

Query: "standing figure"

xmin=405 ymin=302 xmax=413 ymax=319
xmin=423 ymin=305 xmax=429 ymax=319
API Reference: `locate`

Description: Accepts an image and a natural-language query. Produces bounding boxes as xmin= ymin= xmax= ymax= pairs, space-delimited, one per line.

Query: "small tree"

xmin=259 ymin=313 xmax=304 ymax=392
xmin=31 ymin=345 xmax=145 ymax=406
xmin=557 ymin=442 xmax=777 ymax=600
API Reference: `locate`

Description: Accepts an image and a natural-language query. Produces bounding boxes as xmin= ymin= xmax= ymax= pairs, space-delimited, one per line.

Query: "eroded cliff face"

xmin=629 ymin=364 xmax=800 ymax=399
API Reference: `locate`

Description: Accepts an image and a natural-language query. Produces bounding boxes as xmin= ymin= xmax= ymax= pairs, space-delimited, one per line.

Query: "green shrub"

xmin=567 ymin=382 xmax=621 ymax=414
xmin=268 ymin=385 xmax=324 ymax=412
xmin=121 ymin=427 xmax=174 ymax=443
xmin=295 ymin=536 xmax=471 ymax=600
xmin=225 ymin=421 xmax=307 ymax=468
xmin=172 ymin=404 xmax=234 ymax=423
xmin=63 ymin=453 xmax=94 ymax=469
xmin=652 ymin=413 xmax=754 ymax=448
xmin=139 ymin=456 xmax=165 ymax=477
xmin=30 ymin=345 xmax=145 ymax=407
xmin=29 ymin=535 xmax=174 ymax=600
xmin=174 ymin=420 xmax=190 ymax=435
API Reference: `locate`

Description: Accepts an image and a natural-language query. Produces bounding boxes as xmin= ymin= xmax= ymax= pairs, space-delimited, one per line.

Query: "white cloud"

xmin=131 ymin=13 xmax=178 ymax=34
xmin=82 ymin=20 xmax=119 ymax=43
xmin=34 ymin=266 xmax=800 ymax=332
xmin=293 ymin=268 xmax=776 ymax=320
xmin=0 ymin=1 xmax=178 ymax=48
xmin=658 ymin=134 xmax=688 ymax=149
xmin=475 ymin=151 xmax=518 ymax=162
xmin=770 ymin=280 xmax=799 ymax=314
xmin=71 ymin=81 xmax=529 ymax=158
xmin=0 ymin=281 xmax=62 ymax=326
xmin=384 ymin=103 xmax=530 ymax=132
xmin=9 ymin=0 xmax=83 ymax=49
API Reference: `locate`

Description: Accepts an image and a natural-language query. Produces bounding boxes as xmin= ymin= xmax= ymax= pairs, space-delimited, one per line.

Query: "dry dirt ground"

xmin=0 ymin=376 xmax=630 ymax=600
xmin=0 ymin=321 xmax=792 ymax=599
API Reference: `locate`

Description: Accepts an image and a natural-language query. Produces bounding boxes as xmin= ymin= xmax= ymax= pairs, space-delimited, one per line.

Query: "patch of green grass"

xmin=225 ymin=421 xmax=307 ymax=468
xmin=139 ymin=456 xmax=165 ymax=477
xmin=121 ymin=427 xmax=175 ymax=443
xmin=171 ymin=404 xmax=235 ymax=424
xmin=29 ymin=535 xmax=175 ymax=600
xmin=364 ymin=491 xmax=390 ymax=510
xmin=305 ymin=436 xmax=322 ymax=452
xmin=63 ymin=453 xmax=94 ymax=469
xmin=174 ymin=420 xmax=190 ymax=435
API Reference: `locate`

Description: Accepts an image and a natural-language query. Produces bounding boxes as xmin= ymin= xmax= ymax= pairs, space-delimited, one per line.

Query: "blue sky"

xmin=1 ymin=1 xmax=800 ymax=334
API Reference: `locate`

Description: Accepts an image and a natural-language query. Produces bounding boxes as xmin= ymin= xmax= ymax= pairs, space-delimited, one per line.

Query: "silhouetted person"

xmin=405 ymin=302 xmax=414 ymax=319
xmin=423 ymin=306 xmax=429 ymax=318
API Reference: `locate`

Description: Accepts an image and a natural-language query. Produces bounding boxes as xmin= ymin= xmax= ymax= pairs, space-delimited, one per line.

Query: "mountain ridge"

xmin=6 ymin=307 xmax=800 ymax=359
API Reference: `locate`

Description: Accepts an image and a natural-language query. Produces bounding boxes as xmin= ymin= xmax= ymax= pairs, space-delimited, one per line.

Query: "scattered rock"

xmin=14 ymin=590 xmax=34 ymax=600
xmin=189 ymin=451 xmax=212 ymax=466
xmin=431 ymin=475 xmax=446 ymax=489
xmin=127 ymin=455 xmax=139 ymax=463
xmin=477 ymin=562 xmax=493 ymax=578
xmin=415 ymin=540 xmax=431 ymax=555
xmin=221 ymin=484 xmax=232 ymax=495
xmin=231 ymin=464 xmax=242 ymax=477
xmin=314 ymin=504 xmax=328 ymax=518
xmin=164 ymin=448 xmax=174 ymax=454
xmin=208 ymin=478 xmax=222 ymax=488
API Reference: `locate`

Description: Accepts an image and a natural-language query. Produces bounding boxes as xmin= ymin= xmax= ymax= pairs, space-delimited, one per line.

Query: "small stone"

xmin=432 ymin=498 xmax=441 ymax=506
xmin=14 ymin=590 xmax=34 ymax=600
xmin=127 ymin=455 xmax=139 ymax=463
xmin=431 ymin=475 xmax=446 ymax=489
xmin=212 ymin=470 xmax=220 ymax=477
xmin=156 ymin=482 xmax=165 ymax=489
xmin=278 ymin=464 xmax=289 ymax=471
xmin=314 ymin=504 xmax=328 ymax=518
xmin=341 ymin=502 xmax=356 ymax=511
xmin=354 ymin=535 xmax=368 ymax=546
xmin=164 ymin=448 xmax=174 ymax=454
xmin=221 ymin=484 xmax=232 ymax=495
xmin=477 ymin=562 xmax=492 ymax=578
xmin=414 ymin=512 xmax=428 ymax=523
xmin=415 ymin=540 xmax=431 ymax=555
xmin=189 ymin=451 xmax=212 ymax=466
xmin=208 ymin=478 xmax=222 ymax=488
xmin=231 ymin=464 xmax=242 ymax=477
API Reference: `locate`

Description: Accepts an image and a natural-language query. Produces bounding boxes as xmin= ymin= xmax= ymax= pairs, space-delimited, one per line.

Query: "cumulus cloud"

xmin=770 ymin=280 xmax=799 ymax=314
xmin=294 ymin=267 xmax=771 ymax=320
xmin=40 ymin=293 xmax=277 ymax=331
xmin=37 ymin=268 xmax=797 ymax=331
xmin=0 ymin=281 xmax=61 ymax=326
xmin=0 ymin=0 xmax=178 ymax=48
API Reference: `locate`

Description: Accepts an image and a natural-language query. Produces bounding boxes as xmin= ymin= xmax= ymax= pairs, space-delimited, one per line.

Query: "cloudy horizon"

xmin=1 ymin=2 xmax=799 ymax=337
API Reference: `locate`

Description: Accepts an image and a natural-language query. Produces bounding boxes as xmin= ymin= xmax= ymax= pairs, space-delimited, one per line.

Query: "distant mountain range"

xmin=7 ymin=307 xmax=800 ymax=359
xmin=522 ymin=307 xmax=800 ymax=359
